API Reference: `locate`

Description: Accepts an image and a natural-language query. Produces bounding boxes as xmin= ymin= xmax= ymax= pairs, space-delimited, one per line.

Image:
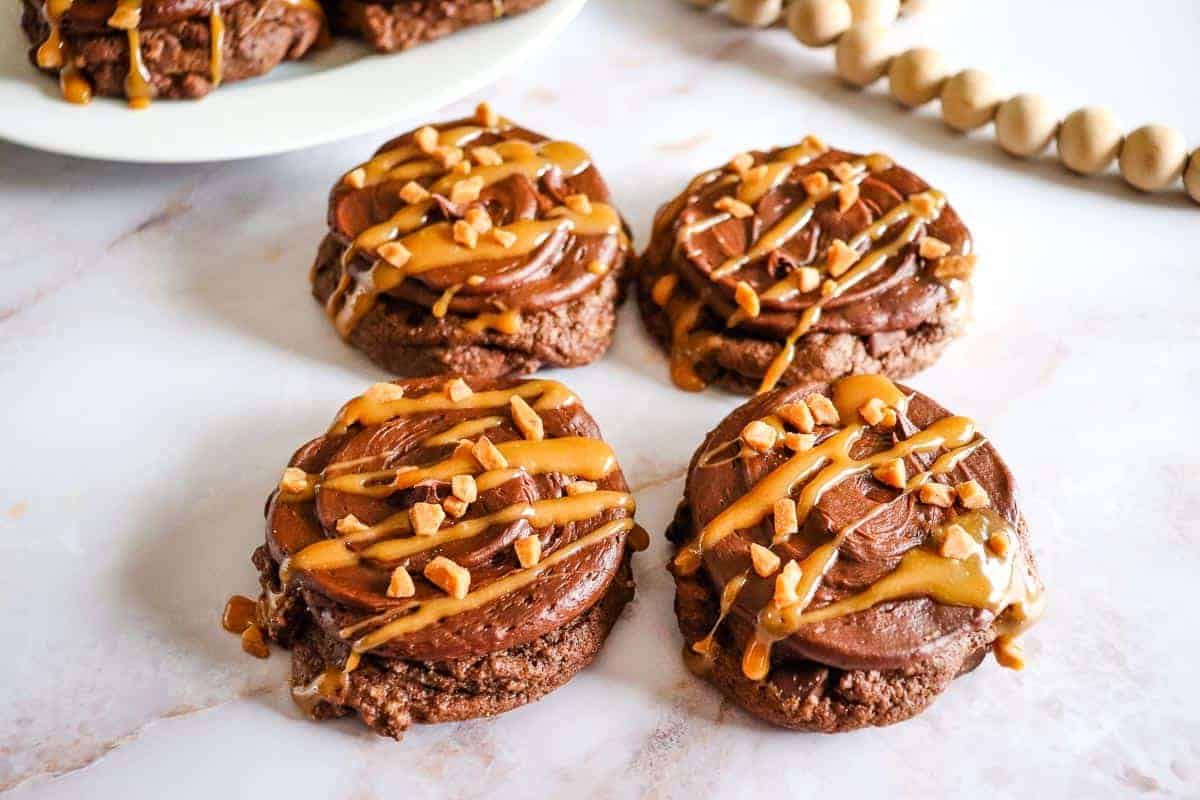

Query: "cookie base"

xmin=334 ymin=0 xmax=548 ymax=53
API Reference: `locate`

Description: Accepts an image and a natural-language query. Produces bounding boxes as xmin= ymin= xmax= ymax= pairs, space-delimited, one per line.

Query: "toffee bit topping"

xmin=451 ymin=474 xmax=478 ymax=503
xmin=880 ymin=408 xmax=899 ymax=430
xmin=399 ymin=181 xmax=430 ymax=204
xmin=777 ymin=401 xmax=815 ymax=433
xmin=465 ymin=206 xmax=493 ymax=233
xmin=387 ymin=566 xmax=415 ymax=598
xmin=453 ymin=220 xmax=479 ymax=248
xmin=378 ymin=241 xmax=411 ymax=267
xmin=939 ymin=524 xmax=977 ymax=560
xmin=473 ymin=436 xmax=508 ymax=470
xmin=565 ymin=480 xmax=598 ymax=496
xmin=987 ymin=532 xmax=1012 ymax=557
xmin=587 ymin=260 xmax=609 ymax=275
xmin=514 ymin=535 xmax=542 ymax=568
xmin=450 ymin=176 xmax=485 ymax=204
xmin=241 ymin=624 xmax=269 ymax=659
xmin=452 ymin=160 xmax=472 ymax=176
xmin=784 ymin=432 xmax=816 ymax=452
xmin=837 ymin=182 xmax=860 ymax=213
xmin=424 ymin=556 xmax=470 ymax=599
xmin=509 ymin=395 xmax=545 ymax=441
xmin=993 ymin=636 xmax=1026 ymax=670
xmin=734 ymin=281 xmax=761 ymax=318
xmin=955 ymin=479 xmax=991 ymax=509
xmin=741 ymin=420 xmax=778 ymax=453
xmin=750 ymin=542 xmax=781 ymax=577
xmin=715 ymin=196 xmax=755 ymax=219
xmin=919 ymin=236 xmax=951 ymax=259
xmin=911 ymin=192 xmax=938 ymax=218
xmin=729 ymin=152 xmax=755 ymax=176
xmin=414 ymin=126 xmax=439 ymax=154
xmin=744 ymin=164 xmax=769 ymax=185
xmin=918 ymin=482 xmax=955 ymax=507
xmin=826 ymin=239 xmax=858 ymax=277
xmin=492 ymin=228 xmax=518 ymax=248
xmin=859 ymin=397 xmax=887 ymax=426
xmin=797 ymin=266 xmax=821 ymax=293
xmin=365 ymin=381 xmax=405 ymax=404
xmin=774 ymin=560 xmax=802 ymax=607
xmin=434 ymin=146 xmax=464 ymax=170
xmin=773 ymin=497 xmax=799 ymax=537
xmin=651 ymin=273 xmax=678 ymax=307
xmin=445 ymin=377 xmax=473 ymax=402
xmin=336 ymin=514 xmax=370 ymax=535
xmin=873 ymin=458 xmax=907 ymax=489
xmin=443 ymin=495 xmax=469 ymax=519
xmin=831 ymin=161 xmax=857 ymax=183
xmin=821 ymin=279 xmax=839 ymax=297
xmin=470 ymin=145 xmax=504 ymax=166
xmin=411 ymin=502 xmax=446 ymax=536
xmin=564 ymin=194 xmax=593 ymax=215
xmin=800 ymin=171 xmax=830 ymax=197
xmin=279 ymin=467 xmax=309 ymax=494
xmin=475 ymin=101 xmax=499 ymax=128
xmin=935 ymin=254 xmax=978 ymax=281
xmin=343 ymin=168 xmax=367 ymax=189
xmin=805 ymin=393 xmax=841 ymax=426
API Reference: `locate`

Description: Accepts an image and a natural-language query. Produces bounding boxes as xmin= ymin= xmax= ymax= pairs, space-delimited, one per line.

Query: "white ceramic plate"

xmin=0 ymin=0 xmax=586 ymax=163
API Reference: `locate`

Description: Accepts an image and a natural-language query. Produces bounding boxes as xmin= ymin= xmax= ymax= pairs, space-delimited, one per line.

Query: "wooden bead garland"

xmin=687 ymin=0 xmax=1199 ymax=204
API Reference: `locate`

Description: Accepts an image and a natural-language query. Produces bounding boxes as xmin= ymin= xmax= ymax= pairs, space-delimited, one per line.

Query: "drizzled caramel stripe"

xmin=352 ymin=518 xmax=633 ymax=653
xmin=673 ymin=377 xmax=974 ymax=574
xmin=321 ymin=437 xmax=617 ymax=498
xmin=331 ymin=379 xmax=576 ymax=434
xmin=286 ymin=491 xmax=634 ymax=572
xmin=711 ymin=155 xmax=885 ymax=279
xmin=422 ymin=416 xmax=504 ymax=447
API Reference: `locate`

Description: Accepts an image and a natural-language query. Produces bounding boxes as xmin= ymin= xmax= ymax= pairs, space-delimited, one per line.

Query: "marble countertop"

xmin=2 ymin=1 xmax=1198 ymax=797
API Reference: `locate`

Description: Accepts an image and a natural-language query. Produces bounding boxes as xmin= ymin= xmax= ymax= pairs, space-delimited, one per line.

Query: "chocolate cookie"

xmin=312 ymin=104 xmax=632 ymax=379
xmin=22 ymin=0 xmax=326 ymax=106
xmin=638 ymin=137 xmax=975 ymax=394
xmin=667 ymin=374 xmax=1044 ymax=732
xmin=335 ymin=0 xmax=548 ymax=53
xmin=225 ymin=375 xmax=645 ymax=737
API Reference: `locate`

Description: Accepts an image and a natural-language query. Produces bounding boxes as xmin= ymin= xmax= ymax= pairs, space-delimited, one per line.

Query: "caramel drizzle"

xmin=673 ymin=375 xmax=1043 ymax=680
xmin=464 ymin=309 xmax=522 ymax=335
xmin=659 ymin=143 xmax=948 ymax=394
xmin=37 ymin=0 xmax=93 ymax=104
xmin=352 ymin=518 xmax=633 ymax=654
xmin=756 ymin=191 xmax=944 ymax=394
xmin=326 ymin=131 xmax=612 ymax=337
xmin=274 ymin=379 xmax=636 ymax=658
xmin=209 ymin=1 xmax=224 ymax=88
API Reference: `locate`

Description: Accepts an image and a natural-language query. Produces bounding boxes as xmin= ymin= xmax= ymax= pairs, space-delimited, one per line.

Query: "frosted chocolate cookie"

xmin=638 ymin=137 xmax=974 ymax=394
xmin=224 ymin=376 xmax=645 ymax=737
xmin=22 ymin=0 xmax=326 ymax=106
xmin=667 ymin=374 xmax=1044 ymax=732
xmin=336 ymin=0 xmax=547 ymax=53
xmin=313 ymin=104 xmax=632 ymax=379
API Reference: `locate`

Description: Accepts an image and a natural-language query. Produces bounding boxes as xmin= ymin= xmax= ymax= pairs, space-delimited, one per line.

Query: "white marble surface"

xmin=2 ymin=1 xmax=1198 ymax=797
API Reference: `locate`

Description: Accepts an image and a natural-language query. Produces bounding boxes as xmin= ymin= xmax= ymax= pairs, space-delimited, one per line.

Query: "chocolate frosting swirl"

xmin=264 ymin=376 xmax=638 ymax=662
xmin=321 ymin=114 xmax=629 ymax=336
xmin=675 ymin=377 xmax=1042 ymax=674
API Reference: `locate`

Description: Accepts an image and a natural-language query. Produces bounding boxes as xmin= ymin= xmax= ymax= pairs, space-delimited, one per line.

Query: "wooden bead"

xmin=847 ymin=0 xmax=899 ymax=25
xmin=834 ymin=23 xmax=894 ymax=87
xmin=787 ymin=0 xmax=852 ymax=47
xmin=994 ymin=93 xmax=1059 ymax=158
xmin=1185 ymin=150 xmax=1200 ymax=204
xmin=887 ymin=47 xmax=948 ymax=108
xmin=940 ymin=69 xmax=1003 ymax=132
xmin=1119 ymin=125 xmax=1188 ymax=192
xmin=1056 ymin=107 xmax=1122 ymax=175
xmin=727 ymin=0 xmax=782 ymax=26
